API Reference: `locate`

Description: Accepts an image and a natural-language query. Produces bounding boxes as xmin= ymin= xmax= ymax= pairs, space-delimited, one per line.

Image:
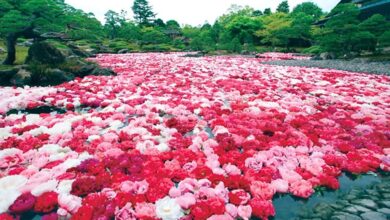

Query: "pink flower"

xmin=250 ymin=181 xmax=275 ymax=200
xmin=237 ymin=205 xmax=252 ymax=220
xmin=207 ymin=214 xmax=234 ymax=220
xmin=176 ymin=193 xmax=196 ymax=209
xmin=135 ymin=202 xmax=156 ymax=218
xmin=289 ymin=180 xmax=314 ymax=198
xmin=58 ymin=194 xmax=82 ymax=214
xmin=115 ymin=203 xmax=137 ymax=220
xmin=271 ymin=179 xmax=289 ymax=193
xmin=225 ymin=204 xmax=238 ymax=218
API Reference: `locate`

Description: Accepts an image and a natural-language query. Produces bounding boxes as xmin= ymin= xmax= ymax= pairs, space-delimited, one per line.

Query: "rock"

xmin=344 ymin=206 xmax=359 ymax=215
xmin=65 ymin=55 xmax=81 ymax=63
xmin=40 ymin=69 xmax=74 ymax=86
xmin=0 ymin=47 xmax=6 ymax=54
xmin=91 ymin=67 xmax=116 ymax=76
xmin=10 ymin=68 xmax=32 ymax=86
xmin=26 ymin=41 xmax=66 ymax=65
xmin=0 ymin=67 xmax=19 ymax=86
xmin=74 ymin=64 xmax=96 ymax=77
xmin=378 ymin=208 xmax=390 ymax=215
xmin=313 ymin=203 xmax=334 ymax=219
xmin=351 ymin=205 xmax=372 ymax=213
xmin=311 ymin=55 xmax=322 ymax=60
xmin=379 ymin=201 xmax=390 ymax=208
xmin=320 ymin=52 xmax=336 ymax=60
xmin=67 ymin=43 xmax=92 ymax=57
xmin=331 ymin=212 xmax=362 ymax=220
xmin=17 ymin=39 xmax=33 ymax=47
xmin=360 ymin=211 xmax=386 ymax=220
xmin=351 ymin=199 xmax=378 ymax=210
xmin=382 ymin=193 xmax=390 ymax=199
xmin=117 ymin=49 xmax=129 ymax=54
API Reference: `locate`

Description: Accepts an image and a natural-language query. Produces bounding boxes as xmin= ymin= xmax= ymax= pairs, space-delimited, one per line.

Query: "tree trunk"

xmin=2 ymin=26 xmax=39 ymax=65
xmin=3 ymin=33 xmax=17 ymax=65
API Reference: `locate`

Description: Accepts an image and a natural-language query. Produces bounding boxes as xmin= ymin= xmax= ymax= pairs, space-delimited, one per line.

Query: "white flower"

xmin=156 ymin=196 xmax=184 ymax=220
xmin=32 ymin=180 xmax=58 ymax=196
xmin=0 ymin=175 xmax=27 ymax=213
xmin=0 ymin=189 xmax=21 ymax=213
xmin=157 ymin=143 xmax=170 ymax=152
xmin=0 ymin=175 xmax=28 ymax=191
xmin=57 ymin=180 xmax=75 ymax=195
xmin=48 ymin=121 xmax=72 ymax=135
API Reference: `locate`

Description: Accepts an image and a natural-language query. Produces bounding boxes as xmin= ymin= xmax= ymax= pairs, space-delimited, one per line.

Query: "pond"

xmin=271 ymin=172 xmax=384 ymax=220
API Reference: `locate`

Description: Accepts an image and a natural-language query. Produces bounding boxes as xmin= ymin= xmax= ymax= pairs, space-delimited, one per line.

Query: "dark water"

xmin=6 ymin=106 xmax=66 ymax=115
xmin=271 ymin=173 xmax=382 ymax=220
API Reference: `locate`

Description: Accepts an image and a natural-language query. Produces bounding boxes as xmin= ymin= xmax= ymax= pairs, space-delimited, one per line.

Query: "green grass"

xmin=0 ymin=40 xmax=29 ymax=65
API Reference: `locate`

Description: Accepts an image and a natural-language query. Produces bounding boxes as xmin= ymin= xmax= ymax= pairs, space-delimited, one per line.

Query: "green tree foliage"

xmin=104 ymin=10 xmax=126 ymax=39
xmin=316 ymin=3 xmax=382 ymax=55
xmin=379 ymin=31 xmax=390 ymax=48
xmin=0 ymin=0 xmax=105 ymax=64
xmin=292 ymin=2 xmax=323 ymax=20
xmin=140 ymin=27 xmax=168 ymax=45
xmin=263 ymin=8 xmax=272 ymax=15
xmin=256 ymin=13 xmax=291 ymax=46
xmin=359 ymin=14 xmax=390 ymax=37
xmin=277 ymin=1 xmax=290 ymax=13
xmin=132 ymin=0 xmax=156 ymax=26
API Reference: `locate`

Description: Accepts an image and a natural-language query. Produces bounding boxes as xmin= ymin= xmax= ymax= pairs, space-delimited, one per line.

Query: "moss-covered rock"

xmin=25 ymin=42 xmax=66 ymax=65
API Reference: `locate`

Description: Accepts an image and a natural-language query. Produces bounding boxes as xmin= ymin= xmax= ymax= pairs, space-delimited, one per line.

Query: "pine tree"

xmin=132 ymin=0 xmax=156 ymax=26
xmin=276 ymin=1 xmax=290 ymax=13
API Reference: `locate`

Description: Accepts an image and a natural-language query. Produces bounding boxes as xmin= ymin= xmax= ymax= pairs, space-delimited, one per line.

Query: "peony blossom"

xmin=155 ymin=196 xmax=185 ymax=220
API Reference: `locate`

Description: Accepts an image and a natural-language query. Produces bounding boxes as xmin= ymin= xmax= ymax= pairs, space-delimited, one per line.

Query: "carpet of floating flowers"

xmin=0 ymin=52 xmax=389 ymax=220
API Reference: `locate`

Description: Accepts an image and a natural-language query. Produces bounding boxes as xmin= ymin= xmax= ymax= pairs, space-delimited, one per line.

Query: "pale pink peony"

xmin=135 ymin=202 xmax=156 ymax=218
xmin=250 ymin=181 xmax=276 ymax=200
xmin=271 ymin=179 xmax=289 ymax=193
xmin=115 ymin=203 xmax=137 ymax=220
xmin=237 ymin=205 xmax=252 ymax=220
xmin=289 ymin=180 xmax=314 ymax=198
xmin=175 ymin=193 xmax=196 ymax=209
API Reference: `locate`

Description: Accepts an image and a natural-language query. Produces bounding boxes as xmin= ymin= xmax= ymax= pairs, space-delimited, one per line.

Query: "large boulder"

xmin=118 ymin=49 xmax=129 ymax=54
xmin=91 ymin=67 xmax=116 ymax=76
xmin=67 ymin=43 xmax=92 ymax=58
xmin=10 ymin=68 xmax=32 ymax=86
xmin=0 ymin=67 xmax=19 ymax=86
xmin=35 ymin=68 xmax=74 ymax=86
xmin=25 ymin=41 xmax=66 ymax=65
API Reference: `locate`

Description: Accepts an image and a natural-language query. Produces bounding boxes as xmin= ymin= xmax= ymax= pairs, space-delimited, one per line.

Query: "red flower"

xmin=71 ymin=176 xmax=102 ymax=196
xmin=208 ymin=197 xmax=226 ymax=215
xmin=42 ymin=213 xmax=59 ymax=220
xmin=318 ymin=175 xmax=340 ymax=190
xmin=9 ymin=192 xmax=36 ymax=213
xmin=0 ymin=213 xmax=14 ymax=220
xmin=71 ymin=205 xmax=94 ymax=220
xmin=249 ymin=198 xmax=275 ymax=220
xmin=229 ymin=189 xmax=250 ymax=206
xmin=34 ymin=192 xmax=58 ymax=213
xmin=191 ymin=202 xmax=212 ymax=220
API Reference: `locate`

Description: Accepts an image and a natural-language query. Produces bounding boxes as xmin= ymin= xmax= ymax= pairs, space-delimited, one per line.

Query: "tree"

xmin=252 ymin=10 xmax=263 ymax=17
xmin=263 ymin=8 xmax=272 ymax=15
xmin=140 ymin=27 xmax=168 ymax=44
xmin=132 ymin=0 xmax=156 ymax=26
xmin=359 ymin=14 xmax=390 ymax=38
xmin=316 ymin=3 xmax=364 ymax=55
xmin=277 ymin=1 xmax=290 ymax=13
xmin=104 ymin=10 xmax=126 ymax=39
xmin=255 ymin=13 xmax=291 ymax=46
xmin=292 ymin=2 xmax=323 ymax=20
xmin=0 ymin=0 xmax=67 ymax=65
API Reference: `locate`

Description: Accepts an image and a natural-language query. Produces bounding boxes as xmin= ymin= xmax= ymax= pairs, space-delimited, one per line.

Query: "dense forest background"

xmin=1 ymin=0 xmax=390 ymax=65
